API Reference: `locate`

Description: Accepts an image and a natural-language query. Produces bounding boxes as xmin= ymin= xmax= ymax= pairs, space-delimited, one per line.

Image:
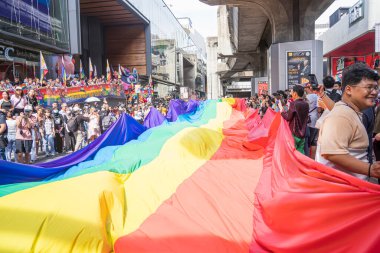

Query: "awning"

xmin=80 ymin=0 xmax=148 ymax=25
xmin=324 ymin=31 xmax=375 ymax=58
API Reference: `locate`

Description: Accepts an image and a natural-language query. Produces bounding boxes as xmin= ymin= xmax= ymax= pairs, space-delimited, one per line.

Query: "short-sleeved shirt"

xmin=316 ymin=101 xmax=370 ymax=181
xmin=0 ymin=99 xmax=12 ymax=111
xmin=15 ymin=116 xmax=35 ymax=140
xmin=10 ymin=95 xmax=26 ymax=110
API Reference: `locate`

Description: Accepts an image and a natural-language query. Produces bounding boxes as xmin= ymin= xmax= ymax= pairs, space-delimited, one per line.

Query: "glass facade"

xmin=0 ymin=0 xmax=70 ymax=51
xmin=128 ymin=0 xmax=203 ymax=87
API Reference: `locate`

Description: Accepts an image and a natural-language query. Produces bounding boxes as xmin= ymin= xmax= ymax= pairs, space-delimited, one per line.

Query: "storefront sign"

xmin=0 ymin=45 xmax=39 ymax=62
xmin=0 ymin=45 xmax=15 ymax=61
xmin=349 ymin=0 xmax=364 ymax=27
xmin=286 ymin=51 xmax=311 ymax=89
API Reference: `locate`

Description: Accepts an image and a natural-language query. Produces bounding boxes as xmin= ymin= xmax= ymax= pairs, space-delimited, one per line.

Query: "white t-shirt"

xmin=6 ymin=119 xmax=17 ymax=137
xmin=10 ymin=95 xmax=26 ymax=110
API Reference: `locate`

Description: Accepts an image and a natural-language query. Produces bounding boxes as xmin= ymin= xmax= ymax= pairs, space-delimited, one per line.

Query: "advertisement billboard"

xmin=286 ymin=51 xmax=311 ymax=89
xmin=258 ymin=81 xmax=268 ymax=96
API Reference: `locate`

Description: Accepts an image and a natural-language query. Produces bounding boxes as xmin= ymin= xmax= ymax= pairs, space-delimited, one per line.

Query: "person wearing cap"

xmin=15 ymin=105 xmax=34 ymax=164
xmin=10 ymin=87 xmax=26 ymax=116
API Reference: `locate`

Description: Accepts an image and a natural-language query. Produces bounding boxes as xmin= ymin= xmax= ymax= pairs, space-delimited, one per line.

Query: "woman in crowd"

xmin=1 ymin=91 xmax=13 ymax=112
xmin=35 ymin=107 xmax=45 ymax=155
xmin=6 ymin=111 xmax=16 ymax=162
xmin=25 ymin=89 xmax=38 ymax=112
xmin=15 ymin=105 xmax=34 ymax=164
xmin=87 ymin=107 xmax=100 ymax=143
xmin=44 ymin=109 xmax=55 ymax=156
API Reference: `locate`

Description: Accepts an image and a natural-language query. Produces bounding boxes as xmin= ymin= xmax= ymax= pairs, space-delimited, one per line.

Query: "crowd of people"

xmin=0 ymin=77 xmax=169 ymax=164
xmin=246 ymin=62 xmax=380 ymax=183
xmin=0 ymin=75 xmax=125 ymax=90
xmin=2 ymin=62 xmax=380 ymax=184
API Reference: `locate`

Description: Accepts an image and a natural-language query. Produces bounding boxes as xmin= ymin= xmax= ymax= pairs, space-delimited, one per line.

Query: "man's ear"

xmin=345 ymin=85 xmax=352 ymax=96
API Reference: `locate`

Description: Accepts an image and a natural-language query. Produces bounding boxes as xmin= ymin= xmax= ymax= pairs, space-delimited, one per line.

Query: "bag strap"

xmin=14 ymin=97 xmax=22 ymax=108
xmin=309 ymin=107 xmax=317 ymax=113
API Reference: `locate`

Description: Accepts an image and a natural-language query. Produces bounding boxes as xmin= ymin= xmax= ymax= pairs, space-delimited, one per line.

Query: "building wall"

xmin=127 ymin=0 xmax=201 ymax=86
xmin=105 ymin=25 xmax=147 ymax=75
xmin=320 ymin=0 xmax=380 ymax=55
xmin=217 ymin=6 xmax=234 ymax=56
xmin=80 ymin=16 xmax=104 ymax=77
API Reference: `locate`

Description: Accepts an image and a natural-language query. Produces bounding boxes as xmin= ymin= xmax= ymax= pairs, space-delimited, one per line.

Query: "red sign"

xmin=258 ymin=81 xmax=268 ymax=96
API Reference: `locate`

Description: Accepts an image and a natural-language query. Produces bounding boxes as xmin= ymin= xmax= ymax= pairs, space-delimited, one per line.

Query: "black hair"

xmin=323 ymin=76 xmax=335 ymax=89
xmin=292 ymin=85 xmax=305 ymax=98
xmin=2 ymin=90 xmax=10 ymax=99
xmin=342 ymin=62 xmax=379 ymax=90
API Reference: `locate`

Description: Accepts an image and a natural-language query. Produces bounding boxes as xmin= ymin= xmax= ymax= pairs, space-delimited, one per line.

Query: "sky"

xmin=164 ymin=0 xmax=218 ymax=38
xmin=164 ymin=0 xmax=359 ymax=38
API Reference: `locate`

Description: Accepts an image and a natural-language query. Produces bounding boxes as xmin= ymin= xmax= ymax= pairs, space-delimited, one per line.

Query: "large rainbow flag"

xmin=0 ymin=99 xmax=379 ymax=253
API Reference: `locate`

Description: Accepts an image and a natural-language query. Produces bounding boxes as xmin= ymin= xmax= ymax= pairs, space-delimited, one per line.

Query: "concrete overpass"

xmin=201 ymin=0 xmax=335 ymax=95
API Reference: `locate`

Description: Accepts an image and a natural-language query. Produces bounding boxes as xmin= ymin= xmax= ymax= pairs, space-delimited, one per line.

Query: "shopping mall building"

xmin=319 ymin=0 xmax=380 ymax=80
xmin=0 ymin=0 xmax=206 ymax=97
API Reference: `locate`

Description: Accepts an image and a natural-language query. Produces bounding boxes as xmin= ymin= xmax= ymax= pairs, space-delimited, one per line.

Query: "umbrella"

xmin=85 ymin=97 xmax=101 ymax=103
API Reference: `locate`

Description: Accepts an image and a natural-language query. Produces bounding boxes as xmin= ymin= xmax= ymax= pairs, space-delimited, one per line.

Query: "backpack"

xmin=102 ymin=115 xmax=116 ymax=131
xmin=326 ymin=89 xmax=341 ymax=103
xmin=67 ymin=116 xmax=78 ymax=133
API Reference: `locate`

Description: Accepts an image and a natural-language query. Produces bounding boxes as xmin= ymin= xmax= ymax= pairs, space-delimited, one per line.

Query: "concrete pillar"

xmin=207 ymin=37 xmax=221 ymax=99
xmin=68 ymin=0 xmax=81 ymax=55
xmin=268 ymin=40 xmax=323 ymax=92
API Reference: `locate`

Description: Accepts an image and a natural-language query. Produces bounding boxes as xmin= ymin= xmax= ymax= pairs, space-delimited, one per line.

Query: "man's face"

xmin=333 ymin=83 xmax=341 ymax=90
xmin=52 ymin=103 xmax=58 ymax=109
xmin=348 ymin=78 xmax=379 ymax=110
